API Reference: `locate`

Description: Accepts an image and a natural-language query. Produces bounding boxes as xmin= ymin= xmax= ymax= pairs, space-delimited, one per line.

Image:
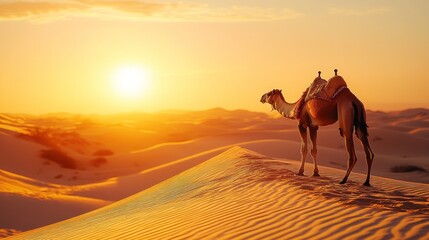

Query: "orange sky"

xmin=0 ymin=0 xmax=428 ymax=114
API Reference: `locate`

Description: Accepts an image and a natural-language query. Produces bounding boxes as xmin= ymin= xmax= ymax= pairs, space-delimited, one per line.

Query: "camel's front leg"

xmin=297 ymin=124 xmax=308 ymax=175
xmin=309 ymin=126 xmax=320 ymax=177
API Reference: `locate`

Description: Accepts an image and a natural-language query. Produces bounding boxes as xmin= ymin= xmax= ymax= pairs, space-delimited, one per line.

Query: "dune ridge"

xmin=12 ymin=147 xmax=429 ymax=240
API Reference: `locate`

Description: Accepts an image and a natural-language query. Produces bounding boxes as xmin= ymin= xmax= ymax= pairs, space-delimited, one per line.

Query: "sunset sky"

xmin=0 ymin=0 xmax=428 ymax=114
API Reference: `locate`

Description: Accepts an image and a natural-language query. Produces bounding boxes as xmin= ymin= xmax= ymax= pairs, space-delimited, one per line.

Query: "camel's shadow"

xmin=244 ymin=158 xmax=429 ymax=215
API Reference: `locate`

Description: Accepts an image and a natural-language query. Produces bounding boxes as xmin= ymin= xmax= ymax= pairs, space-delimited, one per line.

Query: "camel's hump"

xmin=326 ymin=75 xmax=347 ymax=98
xmin=313 ymin=77 xmax=328 ymax=85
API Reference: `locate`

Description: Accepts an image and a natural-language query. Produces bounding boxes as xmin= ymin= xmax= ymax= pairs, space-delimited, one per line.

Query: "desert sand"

xmin=1 ymin=108 xmax=428 ymax=239
xmin=7 ymin=147 xmax=429 ymax=239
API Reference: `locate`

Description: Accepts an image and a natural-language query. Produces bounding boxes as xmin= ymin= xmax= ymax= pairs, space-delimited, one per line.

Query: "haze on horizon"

xmin=0 ymin=0 xmax=428 ymax=114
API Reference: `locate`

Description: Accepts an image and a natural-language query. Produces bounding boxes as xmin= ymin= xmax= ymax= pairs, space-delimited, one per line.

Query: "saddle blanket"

xmin=304 ymin=78 xmax=330 ymax=102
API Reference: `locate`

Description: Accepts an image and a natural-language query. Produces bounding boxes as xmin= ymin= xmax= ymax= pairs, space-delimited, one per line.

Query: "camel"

xmin=260 ymin=69 xmax=374 ymax=186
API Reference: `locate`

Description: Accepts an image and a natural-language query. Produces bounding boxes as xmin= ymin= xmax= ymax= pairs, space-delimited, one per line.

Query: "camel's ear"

xmin=280 ymin=89 xmax=282 ymax=93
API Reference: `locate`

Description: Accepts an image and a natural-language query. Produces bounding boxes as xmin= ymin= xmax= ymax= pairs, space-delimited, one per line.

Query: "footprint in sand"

xmin=347 ymin=198 xmax=374 ymax=206
xmin=300 ymin=185 xmax=315 ymax=190
xmin=391 ymin=190 xmax=405 ymax=196
xmin=322 ymin=192 xmax=338 ymax=198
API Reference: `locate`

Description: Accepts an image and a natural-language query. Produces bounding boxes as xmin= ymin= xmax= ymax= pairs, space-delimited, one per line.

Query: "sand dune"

xmin=11 ymin=147 xmax=429 ymax=240
xmin=0 ymin=169 xmax=110 ymax=232
xmin=0 ymin=108 xmax=428 ymax=237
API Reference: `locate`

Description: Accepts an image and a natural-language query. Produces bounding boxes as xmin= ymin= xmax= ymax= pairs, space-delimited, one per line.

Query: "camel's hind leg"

xmin=297 ymin=124 xmax=308 ymax=176
xmin=356 ymin=133 xmax=375 ymax=186
xmin=338 ymin=104 xmax=358 ymax=184
xmin=340 ymin=133 xmax=358 ymax=184
xmin=309 ymin=126 xmax=320 ymax=177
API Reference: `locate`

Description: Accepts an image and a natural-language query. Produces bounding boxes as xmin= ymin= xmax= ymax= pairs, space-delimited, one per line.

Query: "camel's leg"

xmin=340 ymin=133 xmax=357 ymax=184
xmin=357 ymin=134 xmax=375 ymax=186
xmin=338 ymin=104 xmax=357 ymax=184
xmin=309 ymin=126 xmax=320 ymax=177
xmin=297 ymin=124 xmax=308 ymax=176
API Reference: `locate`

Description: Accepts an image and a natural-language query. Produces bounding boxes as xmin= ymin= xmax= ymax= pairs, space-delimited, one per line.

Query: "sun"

xmin=112 ymin=65 xmax=150 ymax=99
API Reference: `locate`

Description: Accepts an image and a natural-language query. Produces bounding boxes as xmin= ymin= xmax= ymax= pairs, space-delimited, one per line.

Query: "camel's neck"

xmin=272 ymin=96 xmax=297 ymax=119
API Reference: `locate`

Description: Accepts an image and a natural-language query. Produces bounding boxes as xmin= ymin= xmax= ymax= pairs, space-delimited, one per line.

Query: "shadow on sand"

xmin=243 ymin=158 xmax=429 ymax=215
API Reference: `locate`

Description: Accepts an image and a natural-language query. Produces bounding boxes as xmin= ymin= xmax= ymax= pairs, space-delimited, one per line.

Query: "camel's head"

xmin=260 ymin=89 xmax=282 ymax=105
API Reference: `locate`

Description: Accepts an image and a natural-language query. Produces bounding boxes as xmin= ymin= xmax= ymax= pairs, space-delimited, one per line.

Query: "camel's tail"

xmin=352 ymin=96 xmax=368 ymax=139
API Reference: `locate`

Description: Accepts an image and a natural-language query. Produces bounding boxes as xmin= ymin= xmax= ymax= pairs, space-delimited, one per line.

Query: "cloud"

xmin=0 ymin=1 xmax=86 ymax=20
xmin=0 ymin=0 xmax=302 ymax=22
xmin=328 ymin=7 xmax=391 ymax=16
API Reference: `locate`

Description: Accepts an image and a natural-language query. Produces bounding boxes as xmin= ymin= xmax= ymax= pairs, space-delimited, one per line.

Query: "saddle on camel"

xmin=260 ymin=69 xmax=374 ymax=186
xmin=292 ymin=69 xmax=348 ymax=120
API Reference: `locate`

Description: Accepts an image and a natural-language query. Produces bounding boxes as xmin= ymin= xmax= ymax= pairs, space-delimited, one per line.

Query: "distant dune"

xmin=11 ymin=147 xmax=429 ymax=240
xmin=0 ymin=108 xmax=428 ymax=238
